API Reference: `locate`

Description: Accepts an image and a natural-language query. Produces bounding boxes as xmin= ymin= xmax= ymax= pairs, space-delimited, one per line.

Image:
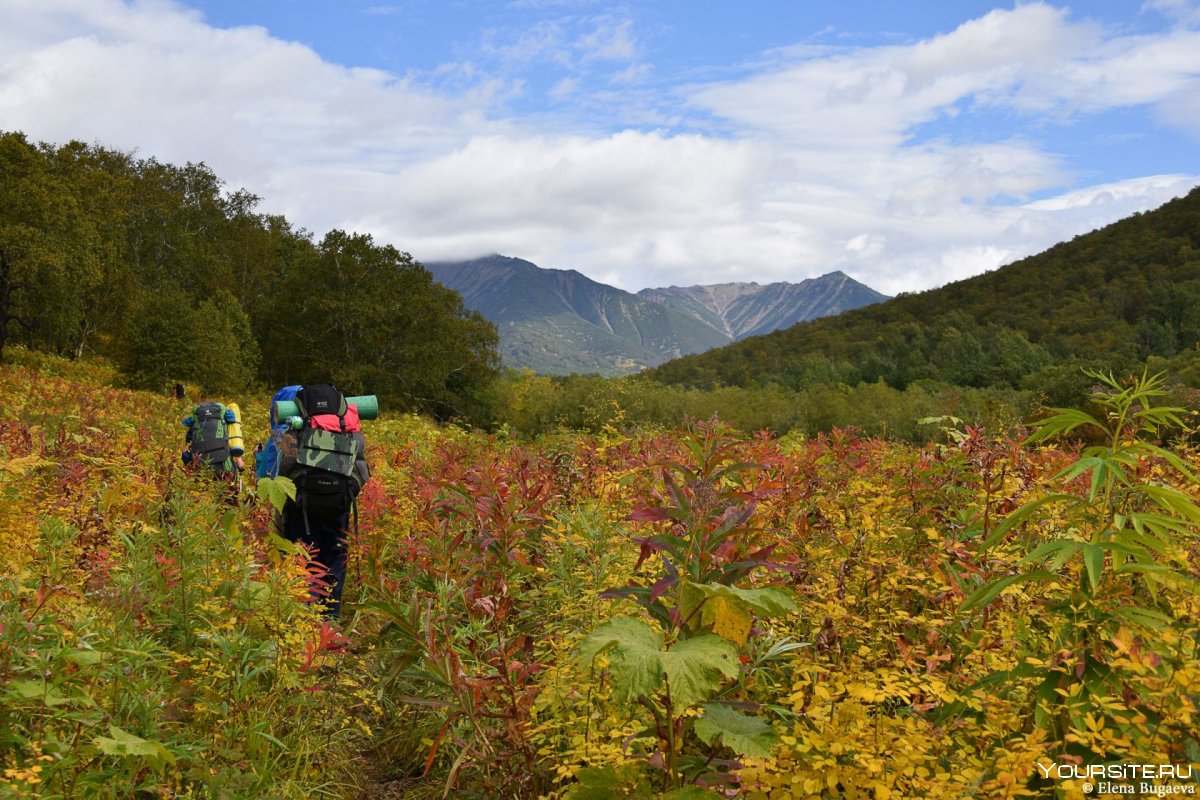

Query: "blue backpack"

xmin=255 ymin=385 xmax=301 ymax=479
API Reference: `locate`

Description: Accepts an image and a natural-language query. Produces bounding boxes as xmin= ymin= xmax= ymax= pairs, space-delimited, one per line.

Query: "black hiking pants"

xmin=281 ymin=503 xmax=349 ymax=618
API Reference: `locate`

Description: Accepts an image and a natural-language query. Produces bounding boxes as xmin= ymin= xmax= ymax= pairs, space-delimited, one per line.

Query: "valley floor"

xmin=2 ymin=350 xmax=1198 ymax=799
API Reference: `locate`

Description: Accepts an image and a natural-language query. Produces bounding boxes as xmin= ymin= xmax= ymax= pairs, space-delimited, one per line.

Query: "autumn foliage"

xmin=2 ymin=348 xmax=1198 ymax=799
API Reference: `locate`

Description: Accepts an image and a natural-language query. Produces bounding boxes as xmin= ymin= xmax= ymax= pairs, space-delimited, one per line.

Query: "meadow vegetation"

xmin=3 ymin=348 xmax=1198 ymax=798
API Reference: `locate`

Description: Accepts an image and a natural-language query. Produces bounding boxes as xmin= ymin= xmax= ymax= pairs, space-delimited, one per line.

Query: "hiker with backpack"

xmin=270 ymin=383 xmax=371 ymax=618
xmin=181 ymin=400 xmax=245 ymax=480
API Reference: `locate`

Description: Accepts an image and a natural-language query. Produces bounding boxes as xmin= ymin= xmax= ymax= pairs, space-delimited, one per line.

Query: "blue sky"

xmin=1 ymin=0 xmax=1198 ymax=293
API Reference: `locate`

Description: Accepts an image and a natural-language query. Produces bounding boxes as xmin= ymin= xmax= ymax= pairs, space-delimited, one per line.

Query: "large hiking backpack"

xmin=292 ymin=383 xmax=365 ymax=522
xmin=188 ymin=402 xmax=233 ymax=472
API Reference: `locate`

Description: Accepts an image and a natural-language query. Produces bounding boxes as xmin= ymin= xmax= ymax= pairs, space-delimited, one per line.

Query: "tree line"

xmin=0 ymin=131 xmax=498 ymax=421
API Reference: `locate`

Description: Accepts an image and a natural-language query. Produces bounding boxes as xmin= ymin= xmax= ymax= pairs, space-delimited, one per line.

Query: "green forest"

xmin=0 ymin=131 xmax=498 ymax=422
xmin=3 ymin=129 xmax=1199 ymax=440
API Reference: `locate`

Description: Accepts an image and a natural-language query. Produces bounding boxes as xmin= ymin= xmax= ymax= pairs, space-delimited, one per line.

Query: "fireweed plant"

xmin=573 ymin=420 xmax=799 ymax=797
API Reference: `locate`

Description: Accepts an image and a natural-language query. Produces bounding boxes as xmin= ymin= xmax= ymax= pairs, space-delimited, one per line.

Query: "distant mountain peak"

xmin=425 ymin=256 xmax=889 ymax=375
xmin=637 ymin=272 xmax=888 ymax=341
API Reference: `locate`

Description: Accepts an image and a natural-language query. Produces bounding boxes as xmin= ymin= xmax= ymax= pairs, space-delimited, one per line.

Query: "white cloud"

xmin=610 ymin=62 xmax=652 ymax=85
xmin=575 ymin=17 xmax=636 ymax=61
xmin=846 ymin=233 xmax=885 ymax=259
xmin=688 ymin=4 xmax=1200 ymax=145
xmin=1143 ymin=0 xmax=1200 ymax=24
xmin=1025 ymin=174 xmax=1186 ymax=210
xmin=672 ymin=2 xmax=1200 ymax=293
xmin=345 ymin=131 xmax=774 ymax=285
xmin=0 ymin=0 xmax=1197 ymax=300
xmin=0 ymin=0 xmax=494 ymax=219
xmin=548 ymin=77 xmax=579 ymax=99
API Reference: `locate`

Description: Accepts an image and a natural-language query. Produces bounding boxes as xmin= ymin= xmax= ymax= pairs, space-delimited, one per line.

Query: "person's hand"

xmin=234 ymin=456 xmax=245 ymax=470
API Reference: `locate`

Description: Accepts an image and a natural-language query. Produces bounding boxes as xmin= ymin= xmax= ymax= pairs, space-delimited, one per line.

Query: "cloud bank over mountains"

xmin=1 ymin=0 xmax=1197 ymax=295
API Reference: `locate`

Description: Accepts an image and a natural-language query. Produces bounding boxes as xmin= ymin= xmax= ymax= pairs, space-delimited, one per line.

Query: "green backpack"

xmin=292 ymin=384 xmax=364 ymax=521
xmin=188 ymin=402 xmax=233 ymax=473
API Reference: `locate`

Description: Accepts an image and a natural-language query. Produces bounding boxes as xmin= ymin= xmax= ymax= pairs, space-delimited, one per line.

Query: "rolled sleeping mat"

xmin=226 ymin=402 xmax=245 ymax=457
xmin=347 ymin=395 xmax=378 ymax=420
xmin=272 ymin=400 xmax=299 ymax=420
xmin=273 ymin=394 xmax=378 ymax=421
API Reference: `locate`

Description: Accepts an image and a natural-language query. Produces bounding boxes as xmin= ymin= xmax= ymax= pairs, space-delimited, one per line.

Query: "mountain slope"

xmin=427 ymin=256 xmax=890 ymax=376
xmin=647 ymin=186 xmax=1200 ymax=395
xmin=638 ymin=273 xmax=889 ymax=340
xmin=425 ymin=255 xmax=730 ymax=375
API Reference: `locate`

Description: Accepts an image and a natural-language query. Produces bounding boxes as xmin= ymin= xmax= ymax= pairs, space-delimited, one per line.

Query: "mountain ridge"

xmin=638 ymin=271 xmax=888 ymax=340
xmin=425 ymin=255 xmax=888 ymax=375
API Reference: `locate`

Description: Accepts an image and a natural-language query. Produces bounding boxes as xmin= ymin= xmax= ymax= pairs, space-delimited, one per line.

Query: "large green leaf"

xmin=5 ymin=679 xmax=92 ymax=708
xmin=980 ymin=494 xmax=1080 ymax=550
xmin=1117 ymin=522 xmax=1178 ymax=553
xmin=1055 ymin=455 xmax=1115 ymax=500
xmin=562 ymin=764 xmax=654 ymax=799
xmin=1112 ymin=605 xmax=1172 ymax=630
xmin=680 ymin=582 xmax=797 ymax=621
xmin=1115 ymin=563 xmax=1200 ymax=592
xmin=94 ymin=725 xmax=176 ymax=766
xmin=694 ymin=703 xmax=778 ymax=757
xmin=580 ymin=618 xmax=741 ymax=707
xmin=699 ymin=593 xmax=753 ymax=645
xmin=65 ymin=648 xmax=102 ymax=666
xmin=1082 ymin=543 xmax=1105 ymax=593
xmin=1138 ymin=443 xmax=1199 ymax=483
xmin=1021 ymin=540 xmax=1080 ymax=572
xmin=578 ymin=617 xmax=665 ymax=702
xmin=256 ymin=475 xmax=296 ymax=514
xmin=661 ymin=634 xmax=739 ymax=707
xmin=1025 ymin=408 xmax=1103 ymax=444
xmin=1137 ymin=484 xmax=1200 ymax=523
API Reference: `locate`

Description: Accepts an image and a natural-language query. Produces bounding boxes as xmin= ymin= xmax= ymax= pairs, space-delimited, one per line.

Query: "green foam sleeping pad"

xmin=273 ymin=394 xmax=378 ymax=421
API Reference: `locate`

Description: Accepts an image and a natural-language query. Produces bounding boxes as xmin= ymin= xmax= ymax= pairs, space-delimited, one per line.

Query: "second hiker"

xmin=181 ymin=400 xmax=245 ymax=479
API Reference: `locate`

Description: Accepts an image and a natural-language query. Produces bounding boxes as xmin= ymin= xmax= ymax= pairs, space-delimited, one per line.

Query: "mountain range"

xmin=425 ymin=255 xmax=888 ymax=375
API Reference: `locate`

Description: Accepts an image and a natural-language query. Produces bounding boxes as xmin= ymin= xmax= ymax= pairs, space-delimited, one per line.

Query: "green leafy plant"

xmin=574 ymin=420 xmax=797 ymax=797
xmin=367 ymin=446 xmax=554 ymax=799
xmin=256 ymin=474 xmax=296 ymax=515
xmin=963 ymin=370 xmax=1200 ymax=752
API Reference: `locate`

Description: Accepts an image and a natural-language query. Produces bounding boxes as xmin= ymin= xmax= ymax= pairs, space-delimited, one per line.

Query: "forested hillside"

xmin=648 ymin=187 xmax=1200 ymax=404
xmin=0 ymin=131 xmax=498 ymax=421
